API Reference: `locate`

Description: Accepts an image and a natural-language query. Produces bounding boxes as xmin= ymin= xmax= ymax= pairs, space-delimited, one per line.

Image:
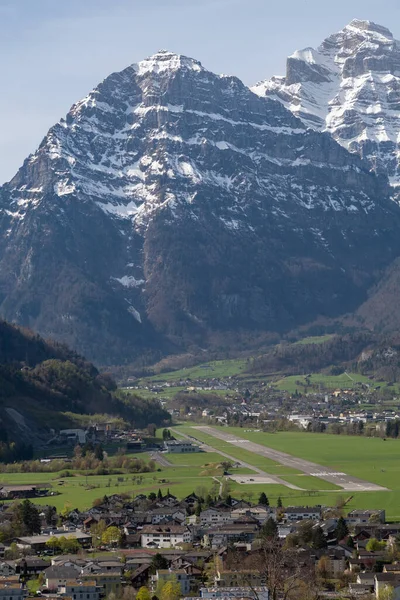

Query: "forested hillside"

xmin=0 ymin=320 xmax=170 ymax=456
xmin=249 ymin=332 xmax=400 ymax=382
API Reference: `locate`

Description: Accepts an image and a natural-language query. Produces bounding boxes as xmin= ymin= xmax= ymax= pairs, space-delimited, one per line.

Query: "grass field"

xmin=293 ymin=335 xmax=334 ymax=345
xmin=218 ymin=427 xmax=400 ymax=487
xmin=0 ymin=435 xmax=341 ymax=513
xmin=0 ymin=466 xmax=219 ymax=511
xmin=137 ymin=359 xmax=248 ymax=385
xmin=164 ymin=451 xmax=229 ymax=466
xmin=175 ymin=427 xmax=340 ymax=491
xmin=178 ymin=425 xmax=400 ymax=519
xmin=163 ymin=450 xmax=255 ymax=475
xmin=3 ymin=423 xmax=400 ymax=518
xmin=175 ymin=427 xmax=304 ymax=475
xmin=273 ymin=372 xmax=380 ymax=393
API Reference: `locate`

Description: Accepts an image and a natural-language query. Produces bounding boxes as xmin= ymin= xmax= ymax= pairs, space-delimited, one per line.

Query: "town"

xmin=0 ymin=484 xmax=398 ymax=600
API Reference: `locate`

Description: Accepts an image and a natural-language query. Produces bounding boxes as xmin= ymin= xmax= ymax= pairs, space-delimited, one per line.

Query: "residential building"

xmin=205 ymin=524 xmax=259 ymax=549
xmin=58 ymin=581 xmax=100 ymax=600
xmin=214 ymin=571 xmax=265 ymax=588
xmin=153 ymin=569 xmax=191 ymax=595
xmin=283 ymin=507 xmax=322 ymax=522
xmin=198 ymin=586 xmax=269 ymax=600
xmin=44 ymin=566 xmax=81 ymax=590
xmin=0 ymin=584 xmax=26 ymax=600
xmin=0 ymin=564 xmax=16 ymax=578
xmin=347 ymin=509 xmax=386 ymax=526
xmin=374 ymin=574 xmax=400 ymax=600
xmin=141 ymin=525 xmax=192 ymax=548
xmin=150 ymin=507 xmax=186 ymax=524
xmin=81 ymin=573 xmax=122 ymax=597
xmin=230 ymin=507 xmax=276 ymax=524
xmin=200 ymin=509 xmax=232 ymax=526
xmin=15 ymin=559 xmax=49 ymax=576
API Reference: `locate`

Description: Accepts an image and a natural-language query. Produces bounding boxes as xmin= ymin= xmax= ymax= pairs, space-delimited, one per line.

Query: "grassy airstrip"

xmin=1 ymin=424 xmax=400 ymax=519
xmin=175 ymin=425 xmax=400 ymax=519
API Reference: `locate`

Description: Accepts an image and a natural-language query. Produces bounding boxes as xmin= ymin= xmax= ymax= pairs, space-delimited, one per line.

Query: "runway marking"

xmin=194 ymin=426 xmax=389 ymax=492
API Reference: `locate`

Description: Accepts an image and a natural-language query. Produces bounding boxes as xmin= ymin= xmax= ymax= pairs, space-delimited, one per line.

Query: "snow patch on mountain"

xmin=112 ymin=276 xmax=145 ymax=288
xmin=135 ymin=50 xmax=204 ymax=76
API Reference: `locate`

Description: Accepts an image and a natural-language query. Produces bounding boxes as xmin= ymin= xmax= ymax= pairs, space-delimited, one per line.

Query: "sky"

xmin=0 ymin=0 xmax=399 ymax=184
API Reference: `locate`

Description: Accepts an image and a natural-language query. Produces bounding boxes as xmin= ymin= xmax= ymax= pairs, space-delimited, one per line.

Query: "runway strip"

xmin=194 ymin=426 xmax=388 ymax=492
xmin=174 ymin=429 xmax=303 ymax=490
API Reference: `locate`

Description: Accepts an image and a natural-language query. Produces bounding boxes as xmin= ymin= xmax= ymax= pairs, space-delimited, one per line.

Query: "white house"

xmin=141 ymin=525 xmax=192 ymax=548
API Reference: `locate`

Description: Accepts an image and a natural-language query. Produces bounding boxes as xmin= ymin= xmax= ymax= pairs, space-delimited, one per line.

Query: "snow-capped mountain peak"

xmin=253 ymin=20 xmax=400 ymax=187
xmin=135 ymin=50 xmax=204 ymax=76
xmin=343 ymin=19 xmax=393 ymax=39
xmin=1 ymin=42 xmax=400 ymax=364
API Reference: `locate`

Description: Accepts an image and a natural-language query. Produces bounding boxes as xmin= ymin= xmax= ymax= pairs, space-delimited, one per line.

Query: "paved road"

xmin=174 ymin=429 xmax=303 ymax=490
xmin=194 ymin=427 xmax=388 ymax=492
xmin=150 ymin=452 xmax=179 ymax=468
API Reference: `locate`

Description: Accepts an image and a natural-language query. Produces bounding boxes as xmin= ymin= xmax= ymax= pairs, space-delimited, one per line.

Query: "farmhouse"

xmin=0 ymin=485 xmax=47 ymax=500
xmin=164 ymin=441 xmax=200 ymax=453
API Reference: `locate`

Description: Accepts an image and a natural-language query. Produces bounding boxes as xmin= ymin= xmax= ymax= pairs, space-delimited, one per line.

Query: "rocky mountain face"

xmin=253 ymin=19 xmax=400 ymax=188
xmin=1 ymin=49 xmax=400 ymax=364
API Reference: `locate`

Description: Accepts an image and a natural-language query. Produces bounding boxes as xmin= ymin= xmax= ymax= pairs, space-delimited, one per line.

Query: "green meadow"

xmin=177 ymin=425 xmax=400 ymax=519
xmin=137 ymin=359 xmax=248 ymax=385
xmin=3 ymin=424 xmax=400 ymax=519
xmin=272 ymin=372 xmax=380 ymax=393
xmin=215 ymin=427 xmax=400 ymax=487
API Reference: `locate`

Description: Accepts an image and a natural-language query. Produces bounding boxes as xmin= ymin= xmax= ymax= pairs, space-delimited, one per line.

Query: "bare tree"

xmin=224 ymin=541 xmax=322 ymax=600
xmin=254 ymin=539 xmax=321 ymax=600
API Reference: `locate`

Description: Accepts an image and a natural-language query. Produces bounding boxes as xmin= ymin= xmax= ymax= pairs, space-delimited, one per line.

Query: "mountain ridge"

xmin=1 ymin=39 xmax=400 ymax=363
xmin=253 ymin=19 xmax=400 ymax=188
